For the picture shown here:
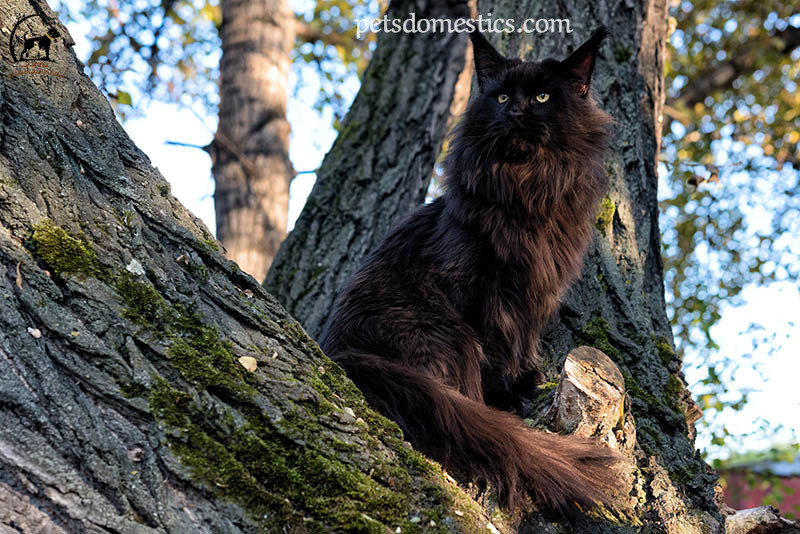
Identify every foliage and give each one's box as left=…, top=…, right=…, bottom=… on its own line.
left=53, top=0, right=379, bottom=122
left=53, top=0, right=222, bottom=114
left=293, top=0, right=380, bottom=125
left=663, top=1, right=800, bottom=455
left=31, top=219, right=101, bottom=279
left=716, top=442, right=800, bottom=468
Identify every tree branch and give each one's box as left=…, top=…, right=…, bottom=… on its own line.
left=294, top=19, right=352, bottom=49
left=671, top=25, right=800, bottom=108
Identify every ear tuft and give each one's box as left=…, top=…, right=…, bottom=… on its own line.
left=561, top=26, right=608, bottom=96
left=469, top=31, right=507, bottom=90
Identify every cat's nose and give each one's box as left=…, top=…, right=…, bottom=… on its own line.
left=509, top=107, right=524, bottom=118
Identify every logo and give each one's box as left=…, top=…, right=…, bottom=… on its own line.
left=6, top=13, right=66, bottom=78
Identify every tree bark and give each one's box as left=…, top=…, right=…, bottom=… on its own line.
left=265, top=0, right=473, bottom=338
left=270, top=0, right=729, bottom=531
left=482, top=1, right=724, bottom=532
left=0, top=2, right=506, bottom=532
left=212, top=0, right=294, bottom=283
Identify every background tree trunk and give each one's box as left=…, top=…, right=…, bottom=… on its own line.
left=0, top=2, right=505, bottom=532
left=265, top=0, right=474, bottom=337
left=212, top=0, right=294, bottom=283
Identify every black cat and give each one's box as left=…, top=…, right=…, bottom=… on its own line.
left=320, top=27, right=619, bottom=514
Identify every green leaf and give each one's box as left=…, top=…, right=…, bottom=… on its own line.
left=117, top=90, right=132, bottom=106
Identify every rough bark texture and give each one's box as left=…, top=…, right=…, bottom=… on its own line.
left=726, top=507, right=800, bottom=534
left=212, top=0, right=294, bottom=282
left=265, top=0, right=472, bottom=337
left=269, top=0, right=728, bottom=531
left=482, top=1, right=721, bottom=532
left=0, top=2, right=510, bottom=532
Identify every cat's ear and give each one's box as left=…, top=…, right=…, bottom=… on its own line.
left=560, top=26, right=608, bottom=96
left=469, top=31, right=506, bottom=89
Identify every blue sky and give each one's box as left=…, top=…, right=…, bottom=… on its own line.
left=58, top=2, right=799, bottom=459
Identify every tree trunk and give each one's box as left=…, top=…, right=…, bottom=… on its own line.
left=212, top=0, right=294, bottom=283
left=0, top=2, right=505, bottom=532
left=268, top=0, right=729, bottom=532
left=467, top=1, right=723, bottom=532
left=265, top=0, right=473, bottom=338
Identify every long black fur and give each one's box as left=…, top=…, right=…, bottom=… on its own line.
left=319, top=27, right=619, bottom=514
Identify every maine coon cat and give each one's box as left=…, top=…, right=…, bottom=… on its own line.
left=319, top=27, right=618, bottom=513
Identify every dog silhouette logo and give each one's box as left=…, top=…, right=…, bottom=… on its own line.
left=9, top=14, right=61, bottom=63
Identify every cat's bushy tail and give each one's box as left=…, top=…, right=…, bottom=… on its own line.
left=334, top=352, right=620, bottom=514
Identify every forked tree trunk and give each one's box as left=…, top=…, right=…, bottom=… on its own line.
left=0, top=2, right=502, bottom=532
left=266, top=0, right=729, bottom=532
left=265, top=0, right=474, bottom=337
left=212, top=0, right=294, bottom=282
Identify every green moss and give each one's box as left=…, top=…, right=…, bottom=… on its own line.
left=577, top=317, right=622, bottom=360
left=595, top=196, right=616, bottom=236
left=120, top=209, right=135, bottom=227
left=278, top=321, right=407, bottom=441
left=115, top=272, right=251, bottom=392
left=115, top=275, right=478, bottom=530
left=148, top=373, right=420, bottom=532
left=177, top=257, right=209, bottom=282
left=654, top=336, right=676, bottom=366
left=135, top=308, right=432, bottom=530
left=167, top=332, right=249, bottom=395
left=120, top=381, right=148, bottom=398
left=622, top=372, right=659, bottom=405
left=662, top=375, right=686, bottom=416
left=32, top=219, right=101, bottom=279
left=158, top=183, right=170, bottom=197
left=669, top=463, right=700, bottom=485
left=115, top=271, right=169, bottom=331
left=665, top=375, right=683, bottom=398
left=337, top=118, right=362, bottom=142
left=530, top=380, right=558, bottom=412
left=198, top=228, right=220, bottom=252
left=614, top=45, right=633, bottom=63
left=201, top=238, right=219, bottom=252
left=596, top=272, right=608, bottom=292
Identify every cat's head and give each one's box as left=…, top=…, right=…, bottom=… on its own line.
left=456, top=28, right=612, bottom=158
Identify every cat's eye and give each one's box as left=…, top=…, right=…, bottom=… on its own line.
left=535, top=93, right=550, bottom=103
left=497, top=94, right=509, bottom=103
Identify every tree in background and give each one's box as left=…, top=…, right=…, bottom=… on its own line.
left=211, top=0, right=295, bottom=283
left=54, top=0, right=375, bottom=280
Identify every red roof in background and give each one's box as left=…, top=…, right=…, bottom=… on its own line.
left=722, top=470, right=800, bottom=518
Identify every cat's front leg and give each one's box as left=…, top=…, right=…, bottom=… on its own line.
left=483, top=365, right=544, bottom=413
